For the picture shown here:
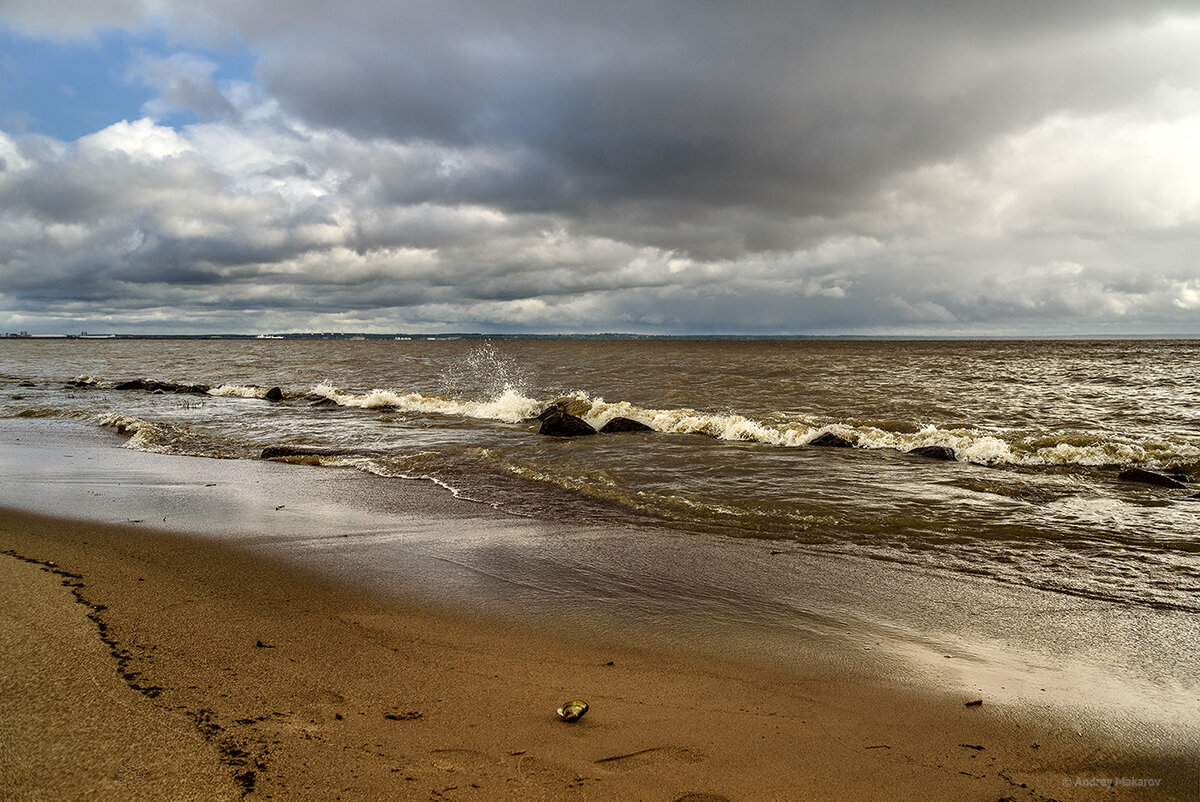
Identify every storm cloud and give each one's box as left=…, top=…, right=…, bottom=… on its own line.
left=2, top=0, right=1200, bottom=333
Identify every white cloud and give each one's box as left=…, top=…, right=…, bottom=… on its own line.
left=77, top=117, right=195, bottom=161
left=4, top=2, right=1200, bottom=333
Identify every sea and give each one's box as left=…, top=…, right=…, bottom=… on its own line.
left=3, top=337, right=1197, bottom=618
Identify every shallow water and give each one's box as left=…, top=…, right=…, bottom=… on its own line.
left=2, top=337, right=1198, bottom=614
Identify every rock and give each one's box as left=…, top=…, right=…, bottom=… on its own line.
left=66, top=379, right=95, bottom=388
left=1164, top=467, right=1193, bottom=483
left=1118, top=468, right=1187, bottom=489
left=264, top=386, right=284, bottom=402
left=113, top=379, right=210, bottom=394
left=599, top=417, right=652, bottom=434
left=261, top=445, right=363, bottom=459
left=808, top=432, right=852, bottom=448
left=303, top=394, right=340, bottom=407
left=907, top=445, right=956, bottom=461
left=538, top=409, right=597, bottom=437
left=18, top=381, right=35, bottom=387
left=537, top=398, right=594, bottom=420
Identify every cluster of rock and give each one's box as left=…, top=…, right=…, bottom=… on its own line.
left=533, top=400, right=964, bottom=464
left=536, top=401, right=652, bottom=437
left=110, top=378, right=284, bottom=401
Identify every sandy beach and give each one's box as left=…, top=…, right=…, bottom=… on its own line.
left=2, top=501, right=1194, bottom=801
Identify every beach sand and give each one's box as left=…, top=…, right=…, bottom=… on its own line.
left=2, top=506, right=1193, bottom=801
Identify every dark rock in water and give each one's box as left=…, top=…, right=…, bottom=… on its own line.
left=600, top=417, right=652, bottom=434
left=537, top=397, right=594, bottom=420
left=908, top=445, right=956, bottom=461
left=538, top=409, right=597, bottom=437
left=809, top=432, right=852, bottom=448
left=303, top=393, right=340, bottom=407
left=261, top=445, right=363, bottom=459
left=113, top=378, right=210, bottom=395
left=264, top=386, right=284, bottom=402
left=1164, top=466, right=1193, bottom=483
left=1118, top=468, right=1187, bottom=489
left=66, top=379, right=95, bottom=388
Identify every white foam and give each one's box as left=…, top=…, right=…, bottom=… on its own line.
left=309, top=383, right=540, bottom=423
left=98, top=413, right=171, bottom=452
left=209, top=384, right=271, bottom=399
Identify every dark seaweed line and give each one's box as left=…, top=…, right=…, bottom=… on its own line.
left=1, top=548, right=268, bottom=797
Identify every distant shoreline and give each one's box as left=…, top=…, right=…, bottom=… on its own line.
left=5, top=331, right=1199, bottom=341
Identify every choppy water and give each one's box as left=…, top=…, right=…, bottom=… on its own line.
left=3, top=338, right=1198, bottom=613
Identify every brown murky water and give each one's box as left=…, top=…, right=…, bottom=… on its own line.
left=3, top=337, right=1198, bottom=612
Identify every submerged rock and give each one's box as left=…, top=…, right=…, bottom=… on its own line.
left=114, top=379, right=153, bottom=391
left=303, top=393, right=340, bottom=407
left=808, top=432, right=853, bottom=448
left=538, top=409, right=597, bottom=437
left=907, top=445, right=956, bottom=461
left=260, top=445, right=369, bottom=459
left=1118, top=468, right=1187, bottom=489
left=537, top=397, right=594, bottom=420
left=599, top=417, right=652, bottom=434
left=264, top=386, right=284, bottom=402
left=114, top=378, right=211, bottom=395
left=1164, top=466, right=1193, bottom=483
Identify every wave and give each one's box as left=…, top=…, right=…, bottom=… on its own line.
left=540, top=394, right=1200, bottom=471
left=9, top=371, right=1199, bottom=472
left=259, top=448, right=501, bottom=509
left=308, top=382, right=541, bottom=423
left=98, top=413, right=178, bottom=453
left=208, top=384, right=277, bottom=399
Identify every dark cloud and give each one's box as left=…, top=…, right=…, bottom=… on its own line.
left=2, top=2, right=1200, bottom=333
left=223, top=2, right=1200, bottom=227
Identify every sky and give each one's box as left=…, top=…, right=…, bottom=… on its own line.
left=2, top=1, right=1200, bottom=335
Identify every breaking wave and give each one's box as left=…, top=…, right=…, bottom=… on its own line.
left=7, top=370, right=1199, bottom=472
left=531, top=394, right=1200, bottom=471
left=308, top=383, right=541, bottom=423
left=209, top=384, right=277, bottom=399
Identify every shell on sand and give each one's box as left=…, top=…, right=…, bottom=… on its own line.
left=556, top=700, right=589, bottom=722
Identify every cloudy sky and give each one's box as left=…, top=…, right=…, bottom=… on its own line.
left=2, top=1, right=1200, bottom=335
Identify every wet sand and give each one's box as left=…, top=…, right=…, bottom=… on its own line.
left=2, top=505, right=1194, bottom=801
